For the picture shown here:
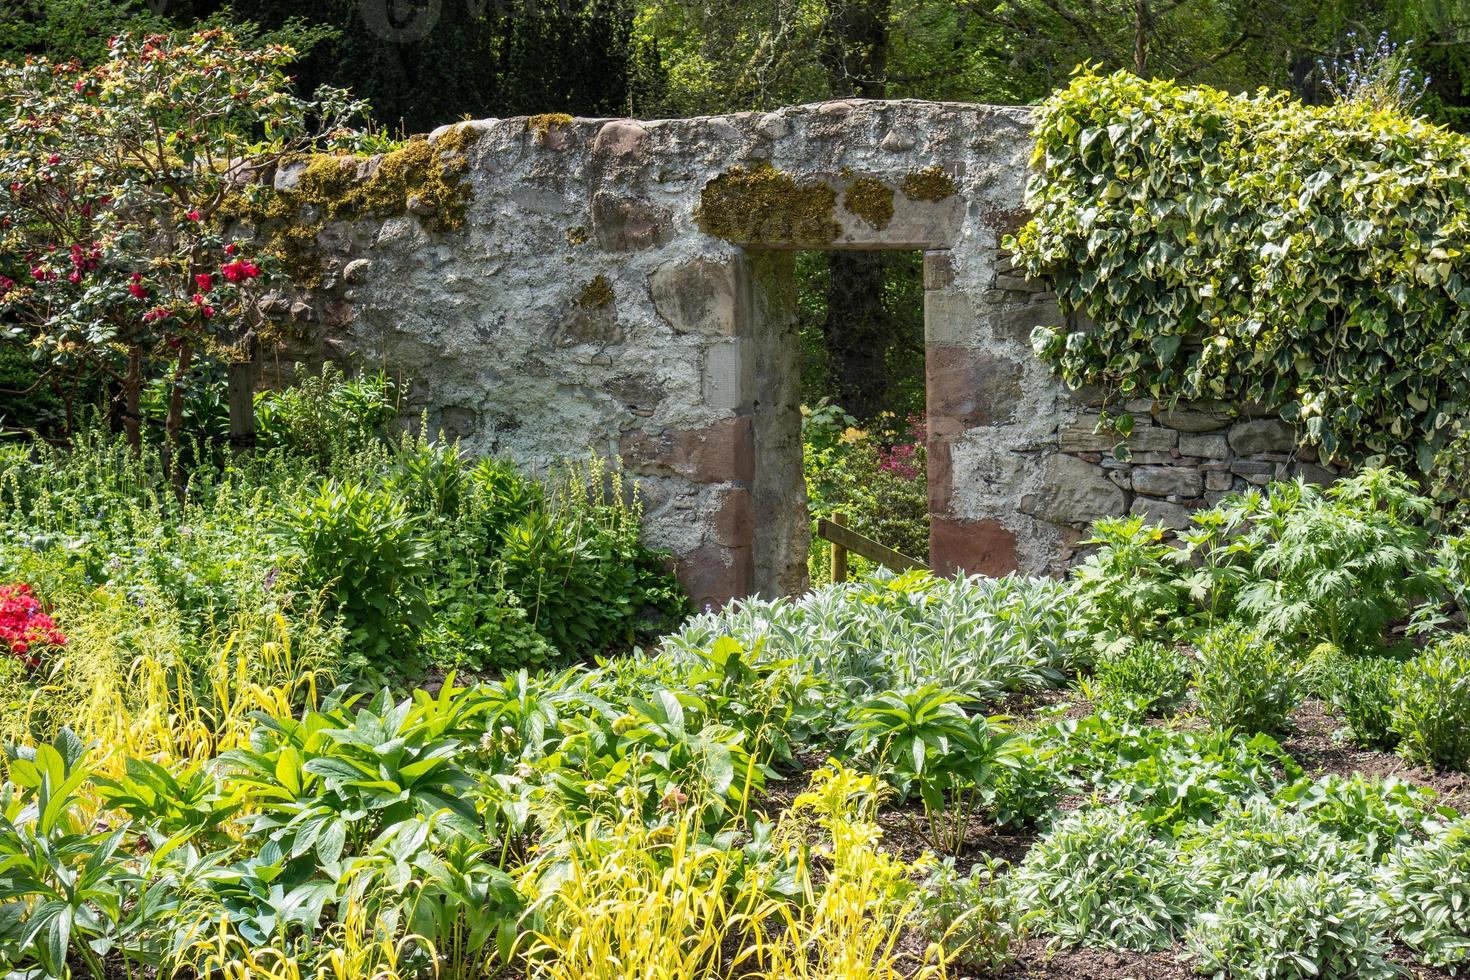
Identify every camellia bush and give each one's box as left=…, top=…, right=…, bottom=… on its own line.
left=1012, top=69, right=1470, bottom=484
left=0, top=30, right=365, bottom=462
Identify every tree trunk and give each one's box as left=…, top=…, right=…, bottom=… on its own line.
left=164, top=343, right=193, bottom=495
left=227, top=349, right=257, bottom=455
left=122, top=348, right=142, bottom=450
left=822, top=251, right=893, bottom=420
left=820, top=0, right=894, bottom=421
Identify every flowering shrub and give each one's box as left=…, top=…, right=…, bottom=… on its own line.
left=0, top=30, right=365, bottom=456
left=0, top=583, right=65, bottom=667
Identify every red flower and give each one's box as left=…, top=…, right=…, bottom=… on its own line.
left=220, top=260, right=260, bottom=283
left=128, top=272, right=148, bottom=299
left=224, top=243, right=237, bottom=256
left=47, top=153, right=59, bottom=165
left=143, top=306, right=170, bottom=322
left=186, top=209, right=201, bottom=222
left=194, top=272, right=213, bottom=292
left=0, top=583, right=67, bottom=669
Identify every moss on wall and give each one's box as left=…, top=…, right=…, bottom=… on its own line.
left=578, top=274, right=615, bottom=308
left=901, top=166, right=957, bottom=201
left=696, top=162, right=840, bottom=245
left=219, top=124, right=478, bottom=286
left=843, top=176, right=894, bottom=230
left=527, top=113, right=575, bottom=142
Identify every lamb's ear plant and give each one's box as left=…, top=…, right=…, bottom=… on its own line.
left=1375, top=815, right=1470, bottom=971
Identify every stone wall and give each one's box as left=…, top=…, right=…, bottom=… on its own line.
left=261, top=99, right=1323, bottom=604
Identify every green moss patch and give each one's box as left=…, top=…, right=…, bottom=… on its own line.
left=843, top=176, right=894, bottom=230
left=901, top=166, right=957, bottom=202
left=527, top=113, right=575, bottom=142
left=578, top=274, right=615, bottom=308
left=696, top=162, right=840, bottom=245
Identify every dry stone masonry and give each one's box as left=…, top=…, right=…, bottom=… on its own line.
left=264, top=100, right=1329, bottom=606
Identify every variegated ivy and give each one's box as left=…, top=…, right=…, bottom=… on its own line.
left=1011, top=69, right=1470, bottom=479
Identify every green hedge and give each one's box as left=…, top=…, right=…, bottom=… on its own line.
left=1012, top=69, right=1470, bottom=479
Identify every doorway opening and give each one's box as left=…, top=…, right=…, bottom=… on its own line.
left=793, top=249, right=929, bottom=585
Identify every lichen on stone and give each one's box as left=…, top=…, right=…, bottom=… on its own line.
left=843, top=176, right=894, bottom=230
left=695, top=162, right=840, bottom=245
left=527, top=113, right=575, bottom=141
left=901, top=166, right=957, bottom=201
left=578, top=274, right=615, bottom=308
left=566, top=225, right=589, bottom=246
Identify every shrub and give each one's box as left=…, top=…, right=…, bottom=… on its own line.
left=1276, top=774, right=1448, bottom=862
left=1391, top=633, right=1470, bottom=770
left=1186, top=871, right=1396, bottom=980
left=1012, top=805, right=1198, bottom=951
left=1071, top=516, right=1188, bottom=653
left=1085, top=641, right=1189, bottom=720
left=1318, top=651, right=1402, bottom=750
left=0, top=583, right=66, bottom=669
left=912, top=858, right=1020, bottom=972
left=254, top=364, right=397, bottom=468
left=1191, top=624, right=1303, bottom=734
left=1377, top=816, right=1470, bottom=970
left=280, top=479, right=429, bottom=668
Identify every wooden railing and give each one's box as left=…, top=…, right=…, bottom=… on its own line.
left=816, top=513, right=929, bottom=583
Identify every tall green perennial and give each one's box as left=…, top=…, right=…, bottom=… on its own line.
left=1012, top=69, right=1470, bottom=479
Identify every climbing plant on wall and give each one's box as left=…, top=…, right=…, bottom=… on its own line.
left=1011, top=69, right=1470, bottom=483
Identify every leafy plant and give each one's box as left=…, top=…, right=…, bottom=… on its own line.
left=1012, top=805, right=1198, bottom=951
left=1071, top=516, right=1188, bottom=654
left=1391, top=633, right=1470, bottom=770
left=1191, top=624, right=1303, bottom=734
left=1083, top=641, right=1189, bottom=720
left=1317, top=650, right=1403, bottom=750
left=1187, top=871, right=1395, bottom=980
left=1376, top=815, right=1470, bottom=971
left=1276, top=774, right=1449, bottom=862
left=911, top=857, right=1020, bottom=972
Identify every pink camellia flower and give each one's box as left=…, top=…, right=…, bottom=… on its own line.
left=74, top=80, right=84, bottom=93
left=194, top=272, right=212, bottom=292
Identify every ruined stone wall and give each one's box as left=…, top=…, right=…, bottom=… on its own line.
left=269, top=100, right=1322, bottom=605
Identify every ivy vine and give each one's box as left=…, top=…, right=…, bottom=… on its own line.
left=1010, top=69, right=1470, bottom=482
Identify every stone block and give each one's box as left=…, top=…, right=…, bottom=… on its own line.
left=1058, top=415, right=1177, bottom=453
left=1156, top=401, right=1235, bottom=432
left=926, top=347, right=1024, bottom=427
left=1289, top=461, right=1339, bottom=486
left=1204, top=469, right=1234, bottom=492
left=1021, top=453, right=1127, bottom=526
left=1131, top=465, right=1202, bottom=498
left=1178, top=432, right=1229, bottom=459
left=593, top=120, right=649, bottom=157
left=1228, top=418, right=1297, bottom=455
left=650, top=258, right=739, bottom=337
left=931, top=517, right=1017, bottom=578
left=592, top=191, right=673, bottom=251
left=1130, top=496, right=1194, bottom=531
left=675, top=542, right=752, bottom=612
left=702, top=341, right=745, bottom=411
left=620, top=417, right=754, bottom=484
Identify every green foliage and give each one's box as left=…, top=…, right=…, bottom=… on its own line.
left=1071, top=516, right=1188, bottom=653
left=1084, top=641, right=1190, bottom=720
left=1316, top=650, right=1404, bottom=750
left=1377, top=815, right=1470, bottom=970
left=1187, top=871, right=1396, bottom=980
left=1276, top=774, right=1450, bottom=862
left=1012, top=805, right=1198, bottom=951
left=1177, top=798, right=1368, bottom=897
left=1391, top=632, right=1470, bottom=770
left=280, top=479, right=430, bottom=668
left=1015, top=69, right=1470, bottom=481
left=911, top=858, right=1019, bottom=972
left=1191, top=625, right=1304, bottom=734
left=254, top=365, right=397, bottom=469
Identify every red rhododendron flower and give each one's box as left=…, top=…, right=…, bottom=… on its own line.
left=224, top=243, right=237, bottom=256
left=47, top=153, right=59, bottom=164
left=0, top=583, right=66, bottom=669
left=186, top=209, right=201, bottom=222
left=220, top=260, right=260, bottom=283
left=194, top=272, right=213, bottom=292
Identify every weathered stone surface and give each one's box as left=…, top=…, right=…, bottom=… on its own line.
left=1058, top=416, right=1177, bottom=453
left=1178, top=431, right=1229, bottom=459
left=1130, top=496, right=1194, bottom=530
left=1156, top=401, right=1235, bottom=432
left=927, top=348, right=1024, bottom=427
left=591, top=192, right=673, bottom=251
left=1131, top=465, right=1203, bottom=498
left=931, top=517, right=1017, bottom=577
left=650, top=258, right=738, bottom=337
left=620, top=417, right=755, bottom=485
left=593, top=120, right=649, bottom=157
left=1021, top=453, right=1127, bottom=526
left=1204, top=468, right=1234, bottom=492
left=1229, top=419, right=1297, bottom=455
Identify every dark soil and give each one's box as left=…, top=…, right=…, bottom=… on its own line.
left=984, top=939, right=1194, bottom=980
left=1281, top=698, right=1470, bottom=813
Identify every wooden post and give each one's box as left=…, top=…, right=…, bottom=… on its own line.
left=831, top=512, right=848, bottom=584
